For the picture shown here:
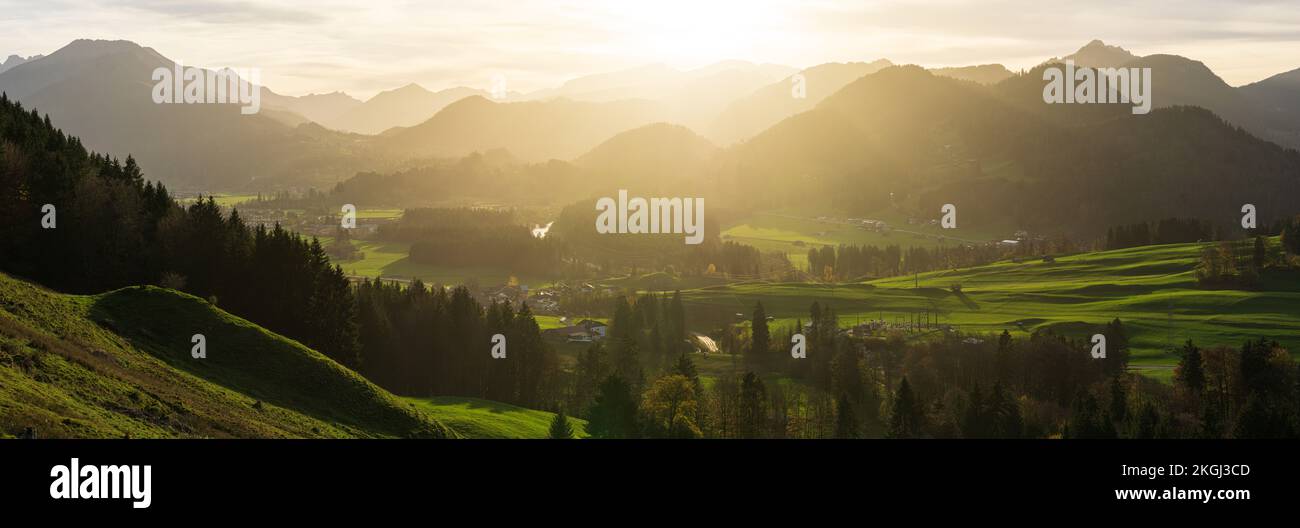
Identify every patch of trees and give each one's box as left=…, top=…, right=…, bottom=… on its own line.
left=1, top=96, right=556, bottom=407
left=568, top=289, right=1299, bottom=438
left=548, top=199, right=767, bottom=278
left=1193, top=236, right=1289, bottom=288
left=382, top=208, right=563, bottom=275
left=0, top=95, right=359, bottom=367
left=1172, top=338, right=1299, bottom=438
left=240, top=152, right=589, bottom=211
left=355, top=278, right=559, bottom=408
left=1278, top=216, right=1300, bottom=257
left=1106, top=217, right=1215, bottom=250
left=805, top=242, right=1005, bottom=280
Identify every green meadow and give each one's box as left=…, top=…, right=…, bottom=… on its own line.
left=721, top=210, right=1014, bottom=268
left=405, top=396, right=587, bottom=439
left=0, top=272, right=452, bottom=438
left=677, top=240, right=1300, bottom=370
left=178, top=193, right=260, bottom=207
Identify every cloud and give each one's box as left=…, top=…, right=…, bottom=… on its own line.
left=1, top=0, right=1297, bottom=96
left=116, top=0, right=328, bottom=25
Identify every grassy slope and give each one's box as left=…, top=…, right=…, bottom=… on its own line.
left=0, top=272, right=453, bottom=439
left=405, top=396, right=588, bottom=439
left=679, top=241, right=1300, bottom=371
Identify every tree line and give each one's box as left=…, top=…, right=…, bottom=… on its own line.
left=1105, top=217, right=1215, bottom=250
left=356, top=278, right=559, bottom=408
left=0, top=95, right=549, bottom=404
left=805, top=242, right=1006, bottom=281
left=381, top=208, right=564, bottom=276
left=570, top=290, right=1299, bottom=438
left=0, top=95, right=360, bottom=366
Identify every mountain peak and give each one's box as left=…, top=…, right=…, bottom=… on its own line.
left=1057, top=39, right=1139, bottom=68
left=58, top=39, right=145, bottom=55
left=0, top=54, right=43, bottom=74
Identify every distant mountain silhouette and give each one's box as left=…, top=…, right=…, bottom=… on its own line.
left=524, top=61, right=793, bottom=103
left=525, top=60, right=795, bottom=134
left=262, top=90, right=361, bottom=127
left=575, top=123, right=718, bottom=193
left=0, top=53, right=43, bottom=74
left=716, top=65, right=1300, bottom=231
left=322, top=83, right=488, bottom=134
left=1032, top=40, right=1300, bottom=148
left=1048, top=39, right=1138, bottom=68
left=377, top=95, right=664, bottom=162
left=1240, top=67, right=1300, bottom=148
left=707, top=60, right=894, bottom=145
left=0, top=39, right=382, bottom=190
left=931, top=64, right=1014, bottom=85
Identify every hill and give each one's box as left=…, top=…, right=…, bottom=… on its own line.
left=378, top=95, right=664, bottom=162
left=406, top=396, right=588, bottom=439
left=262, top=90, right=362, bottom=126
left=0, top=39, right=384, bottom=190
left=1033, top=40, right=1300, bottom=149
left=1240, top=67, right=1300, bottom=148
left=1049, top=39, right=1138, bottom=68
left=0, top=54, right=42, bottom=74
left=574, top=122, right=718, bottom=192
left=0, top=272, right=454, bottom=438
left=718, top=65, right=1300, bottom=234
left=706, top=60, right=893, bottom=145
left=323, top=83, right=487, bottom=135
left=930, top=64, right=1014, bottom=85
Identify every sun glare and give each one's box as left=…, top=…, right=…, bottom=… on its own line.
left=601, top=0, right=791, bottom=67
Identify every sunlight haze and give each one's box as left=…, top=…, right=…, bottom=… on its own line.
left=2, top=0, right=1298, bottom=97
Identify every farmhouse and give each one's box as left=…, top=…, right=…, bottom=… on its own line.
left=544, top=319, right=608, bottom=342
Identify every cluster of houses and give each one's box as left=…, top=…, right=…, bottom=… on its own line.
left=816, top=215, right=892, bottom=233
left=543, top=318, right=609, bottom=343
left=525, top=281, right=621, bottom=314
left=793, top=318, right=953, bottom=340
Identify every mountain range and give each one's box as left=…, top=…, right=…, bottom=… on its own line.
left=1, top=38, right=1296, bottom=202
left=0, top=53, right=42, bottom=74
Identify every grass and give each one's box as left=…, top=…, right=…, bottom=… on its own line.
left=0, top=271, right=452, bottom=438
left=177, top=193, right=259, bottom=207
left=356, top=208, right=404, bottom=219
left=405, top=396, right=587, bottom=439
left=721, top=210, right=1014, bottom=267
left=677, top=240, right=1300, bottom=370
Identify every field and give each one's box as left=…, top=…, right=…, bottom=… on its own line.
left=356, top=208, right=404, bottom=219
left=0, top=272, right=452, bottom=438
left=721, top=210, right=1015, bottom=268
left=177, top=193, right=259, bottom=207
left=678, top=240, right=1300, bottom=372
left=322, top=237, right=552, bottom=287
left=405, top=396, right=587, bottom=439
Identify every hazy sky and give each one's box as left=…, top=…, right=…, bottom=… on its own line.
left=2, top=0, right=1298, bottom=98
